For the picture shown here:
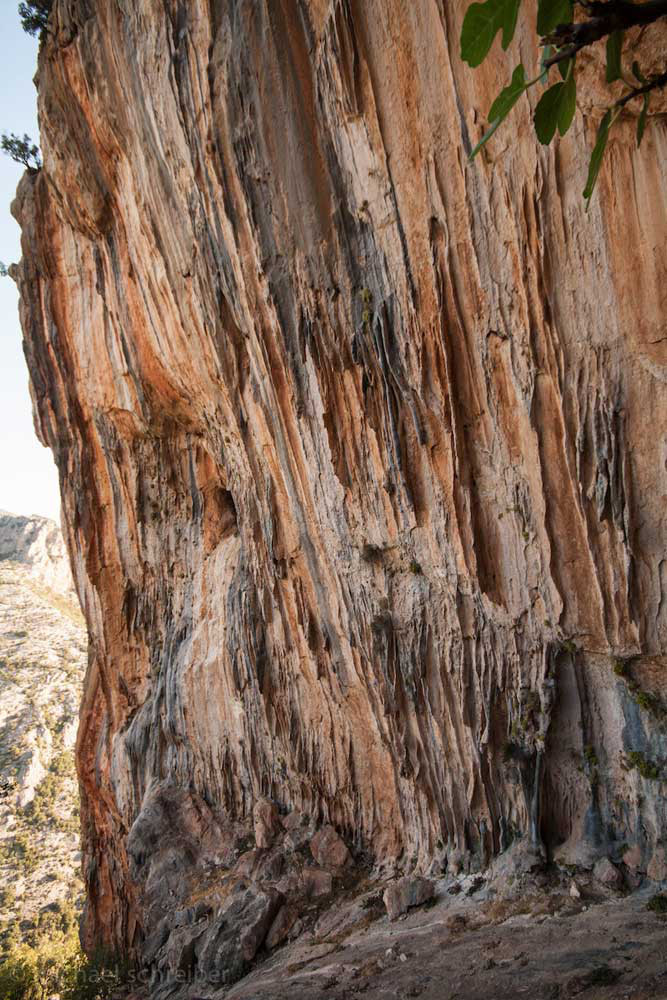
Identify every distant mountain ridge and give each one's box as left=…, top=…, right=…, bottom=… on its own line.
left=0, top=510, right=73, bottom=596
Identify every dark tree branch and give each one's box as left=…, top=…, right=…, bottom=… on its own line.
left=613, top=69, right=667, bottom=107
left=543, top=0, right=667, bottom=66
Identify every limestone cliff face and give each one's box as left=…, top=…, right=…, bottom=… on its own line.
left=14, top=0, right=667, bottom=964
left=0, top=510, right=73, bottom=595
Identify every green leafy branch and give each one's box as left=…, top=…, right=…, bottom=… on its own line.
left=461, top=0, right=667, bottom=205
left=18, top=1, right=53, bottom=39
left=1, top=132, right=42, bottom=171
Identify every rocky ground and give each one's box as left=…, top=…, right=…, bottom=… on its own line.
left=0, top=513, right=86, bottom=949
left=117, top=784, right=667, bottom=1000
left=223, top=872, right=667, bottom=1000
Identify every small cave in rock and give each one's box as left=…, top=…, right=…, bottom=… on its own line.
left=539, top=650, right=592, bottom=860
left=202, top=485, right=238, bottom=553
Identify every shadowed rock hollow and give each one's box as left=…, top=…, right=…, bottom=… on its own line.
left=12, top=0, right=667, bottom=984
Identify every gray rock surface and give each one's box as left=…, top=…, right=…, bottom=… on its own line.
left=223, top=884, right=667, bottom=1000
left=593, top=857, right=624, bottom=889
left=253, top=798, right=281, bottom=850
left=383, top=875, right=435, bottom=921
left=310, top=825, right=351, bottom=869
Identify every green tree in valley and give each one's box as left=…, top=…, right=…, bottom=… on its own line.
left=460, top=0, right=667, bottom=203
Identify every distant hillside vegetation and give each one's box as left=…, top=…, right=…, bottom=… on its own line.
left=0, top=512, right=86, bottom=978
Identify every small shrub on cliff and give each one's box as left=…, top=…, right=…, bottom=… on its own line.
left=624, top=749, right=661, bottom=780
left=50, top=748, right=76, bottom=776
left=1, top=831, right=39, bottom=874
left=613, top=658, right=630, bottom=678
left=459, top=0, right=667, bottom=204
left=634, top=689, right=663, bottom=715
left=648, top=893, right=667, bottom=914
left=18, top=1, right=53, bottom=38
left=0, top=886, right=16, bottom=910
left=1, top=132, right=41, bottom=171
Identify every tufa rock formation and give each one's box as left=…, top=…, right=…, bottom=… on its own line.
left=12, top=0, right=667, bottom=981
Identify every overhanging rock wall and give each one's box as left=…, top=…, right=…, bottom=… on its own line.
left=14, top=0, right=667, bottom=958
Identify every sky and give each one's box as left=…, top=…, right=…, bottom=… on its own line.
left=0, top=7, right=60, bottom=522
